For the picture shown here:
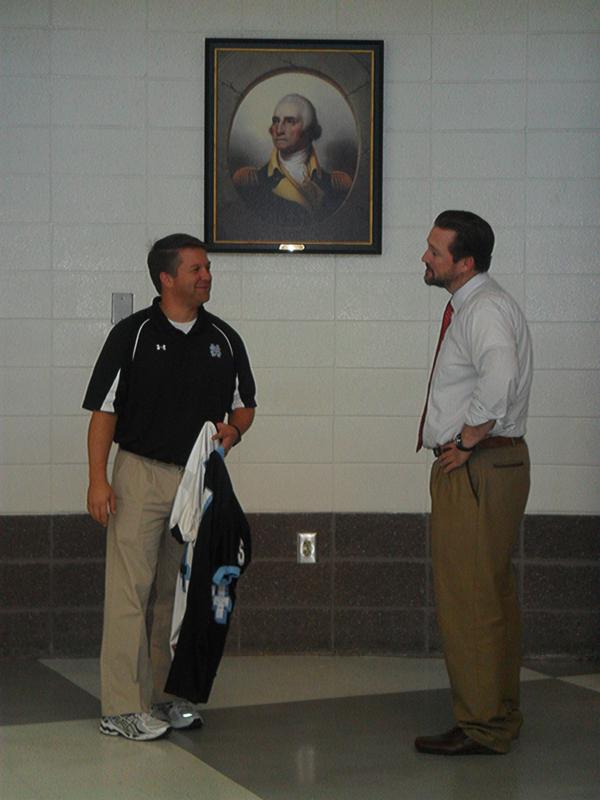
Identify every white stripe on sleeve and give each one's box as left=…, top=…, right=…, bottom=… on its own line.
left=100, top=369, right=120, bottom=412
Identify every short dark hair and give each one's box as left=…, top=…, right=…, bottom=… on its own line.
left=434, top=210, right=495, bottom=272
left=147, top=233, right=207, bottom=293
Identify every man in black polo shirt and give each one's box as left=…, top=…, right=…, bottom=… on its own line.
left=83, top=234, right=256, bottom=741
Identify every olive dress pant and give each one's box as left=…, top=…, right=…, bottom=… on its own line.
left=430, top=441, right=530, bottom=753
left=100, top=449, right=184, bottom=716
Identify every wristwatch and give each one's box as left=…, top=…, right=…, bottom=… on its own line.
left=454, top=432, right=476, bottom=452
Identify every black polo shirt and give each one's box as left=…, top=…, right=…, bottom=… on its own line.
left=83, top=297, right=256, bottom=465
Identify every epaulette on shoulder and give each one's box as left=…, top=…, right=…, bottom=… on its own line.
left=331, top=171, right=352, bottom=192
left=232, top=166, right=259, bottom=187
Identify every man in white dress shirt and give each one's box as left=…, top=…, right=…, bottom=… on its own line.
left=414, top=210, right=533, bottom=756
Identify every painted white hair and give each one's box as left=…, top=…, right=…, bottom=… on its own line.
left=274, top=94, right=322, bottom=141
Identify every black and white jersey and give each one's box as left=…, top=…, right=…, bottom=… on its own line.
left=165, top=449, right=251, bottom=703
left=82, top=297, right=256, bottom=465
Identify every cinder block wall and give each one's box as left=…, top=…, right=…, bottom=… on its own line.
left=2, top=514, right=598, bottom=659
left=1, top=1, right=598, bottom=658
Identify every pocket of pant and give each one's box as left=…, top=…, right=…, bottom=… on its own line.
left=111, top=449, right=125, bottom=484
left=493, top=461, right=525, bottom=469
left=465, top=461, right=479, bottom=503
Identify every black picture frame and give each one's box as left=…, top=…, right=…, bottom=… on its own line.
left=204, top=38, right=383, bottom=254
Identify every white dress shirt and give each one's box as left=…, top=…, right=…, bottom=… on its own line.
left=422, top=273, right=533, bottom=450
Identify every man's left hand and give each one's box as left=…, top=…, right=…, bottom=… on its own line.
left=212, top=422, right=240, bottom=454
left=436, top=442, right=472, bottom=474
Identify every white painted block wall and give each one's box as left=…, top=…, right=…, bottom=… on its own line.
left=1, top=0, right=599, bottom=514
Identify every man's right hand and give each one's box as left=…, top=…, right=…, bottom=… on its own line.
left=87, top=479, right=116, bottom=527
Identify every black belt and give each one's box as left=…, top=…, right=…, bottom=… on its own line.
left=433, top=436, right=524, bottom=458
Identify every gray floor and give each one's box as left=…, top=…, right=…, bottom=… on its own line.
left=1, top=656, right=599, bottom=799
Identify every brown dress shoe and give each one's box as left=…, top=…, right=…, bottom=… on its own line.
left=414, top=726, right=502, bottom=755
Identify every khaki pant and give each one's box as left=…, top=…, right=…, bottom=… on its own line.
left=430, top=441, right=530, bottom=753
left=100, top=449, right=184, bottom=716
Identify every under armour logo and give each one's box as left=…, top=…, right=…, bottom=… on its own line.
left=156, top=344, right=166, bottom=351
left=209, top=343, right=222, bottom=358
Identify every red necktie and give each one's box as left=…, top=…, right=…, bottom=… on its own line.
left=416, top=300, right=454, bottom=452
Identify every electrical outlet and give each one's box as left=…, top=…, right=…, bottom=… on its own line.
left=297, top=532, right=317, bottom=564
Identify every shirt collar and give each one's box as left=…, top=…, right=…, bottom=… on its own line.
left=451, top=272, right=489, bottom=313
left=267, top=146, right=321, bottom=179
left=151, top=296, right=208, bottom=334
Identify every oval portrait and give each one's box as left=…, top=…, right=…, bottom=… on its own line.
left=228, top=71, right=359, bottom=229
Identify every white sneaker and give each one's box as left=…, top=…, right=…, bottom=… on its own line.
left=99, top=712, right=170, bottom=741
left=152, top=700, right=204, bottom=730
